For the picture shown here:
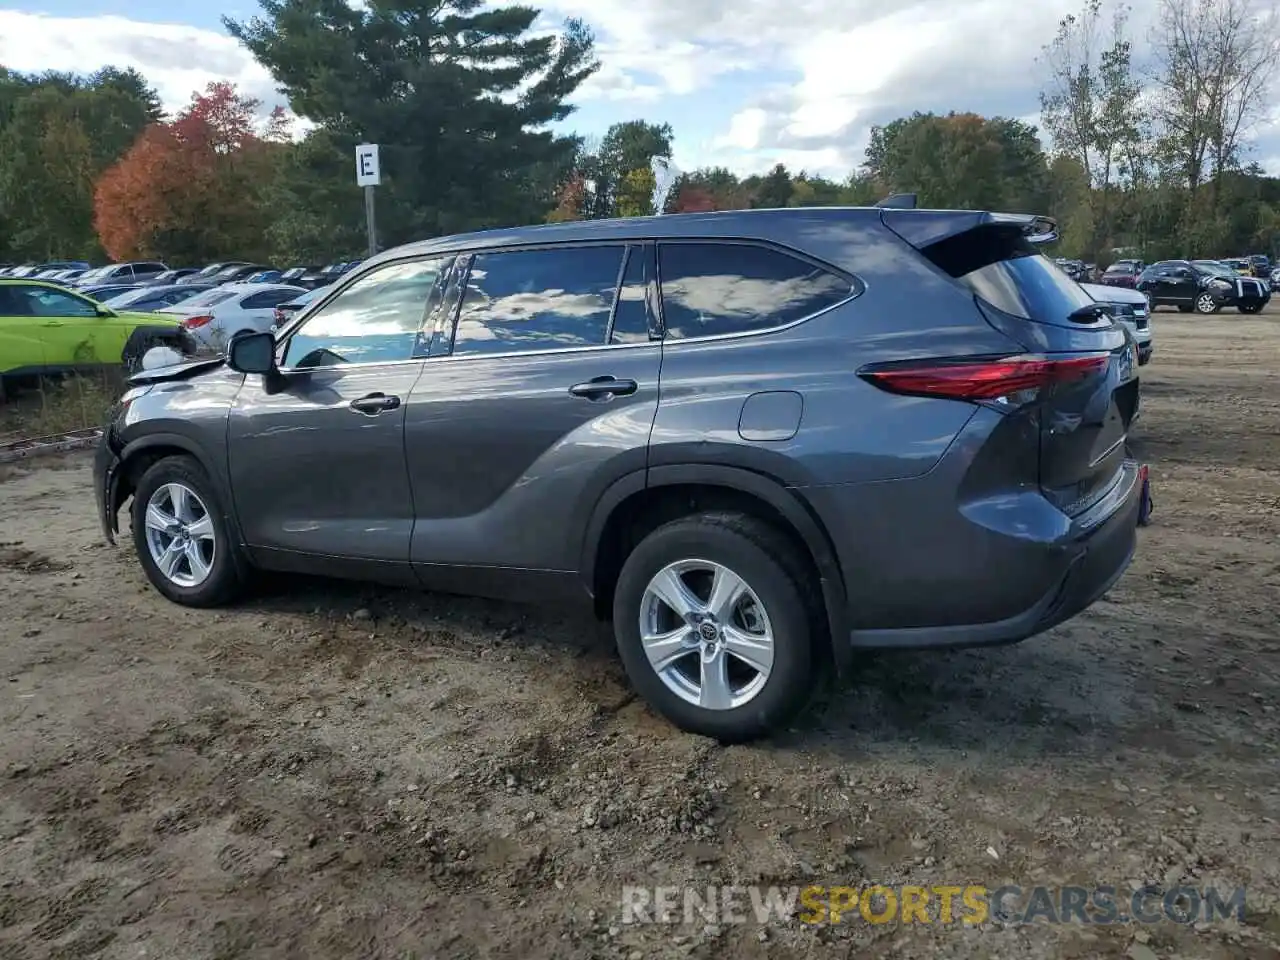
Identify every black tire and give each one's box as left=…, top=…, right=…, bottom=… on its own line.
left=1238, top=304, right=1262, bottom=314
left=611, top=512, right=817, bottom=743
left=130, top=455, right=248, bottom=607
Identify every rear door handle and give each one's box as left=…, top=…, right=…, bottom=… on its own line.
left=569, top=376, right=638, bottom=400
left=349, top=392, right=401, bottom=415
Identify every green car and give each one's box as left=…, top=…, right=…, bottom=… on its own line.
left=0, top=279, right=190, bottom=387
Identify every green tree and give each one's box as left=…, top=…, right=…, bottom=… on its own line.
left=226, top=0, right=598, bottom=243
left=864, top=111, right=1050, bottom=214
left=753, top=163, right=794, bottom=208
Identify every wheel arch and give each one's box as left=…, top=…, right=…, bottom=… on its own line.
left=583, top=463, right=852, bottom=676
left=110, top=434, right=224, bottom=531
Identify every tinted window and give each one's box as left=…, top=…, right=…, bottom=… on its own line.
left=241, top=289, right=302, bottom=310
left=657, top=242, right=852, bottom=340
left=610, top=246, right=651, bottom=344
left=927, top=227, right=1095, bottom=322
left=451, top=246, right=624, bottom=356
left=284, top=256, right=453, bottom=368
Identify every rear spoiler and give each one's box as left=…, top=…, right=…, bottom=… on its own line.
left=880, top=209, right=1058, bottom=248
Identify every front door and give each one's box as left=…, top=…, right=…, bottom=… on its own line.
left=226, top=255, right=455, bottom=578
left=404, top=242, right=662, bottom=589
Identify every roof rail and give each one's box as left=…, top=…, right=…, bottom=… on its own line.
left=875, top=193, right=917, bottom=209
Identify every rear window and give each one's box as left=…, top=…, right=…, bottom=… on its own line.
left=181, top=289, right=238, bottom=309
left=923, top=225, right=1095, bottom=322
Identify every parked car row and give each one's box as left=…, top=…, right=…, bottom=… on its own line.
left=0, top=258, right=362, bottom=301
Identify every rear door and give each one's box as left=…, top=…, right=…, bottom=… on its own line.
left=892, top=217, right=1137, bottom=519
left=403, top=242, right=661, bottom=583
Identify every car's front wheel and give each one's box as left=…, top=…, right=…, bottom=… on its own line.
left=611, top=512, right=817, bottom=742
left=1195, top=292, right=1220, bottom=314
left=1238, top=303, right=1263, bottom=314
left=131, top=455, right=247, bottom=607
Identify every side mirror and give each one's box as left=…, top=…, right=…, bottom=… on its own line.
left=95, top=304, right=115, bottom=317
left=227, top=331, right=277, bottom=374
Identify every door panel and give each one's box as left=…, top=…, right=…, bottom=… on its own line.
left=405, top=346, right=660, bottom=573
left=404, top=242, right=661, bottom=576
left=225, top=254, right=458, bottom=574
left=227, top=363, right=422, bottom=566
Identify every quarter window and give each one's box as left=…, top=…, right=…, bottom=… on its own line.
left=283, top=257, right=453, bottom=368
left=610, top=246, right=651, bottom=344
left=451, top=245, right=625, bottom=356
left=657, top=242, right=852, bottom=340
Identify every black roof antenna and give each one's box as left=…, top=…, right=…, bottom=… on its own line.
left=875, top=193, right=917, bottom=209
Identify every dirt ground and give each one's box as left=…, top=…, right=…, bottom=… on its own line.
left=1, top=313, right=1279, bottom=960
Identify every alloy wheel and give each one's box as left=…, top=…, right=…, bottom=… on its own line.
left=143, top=482, right=217, bottom=587
left=638, top=559, right=775, bottom=710
left=1196, top=293, right=1217, bottom=314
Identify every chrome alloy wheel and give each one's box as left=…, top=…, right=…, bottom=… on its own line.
left=638, top=559, right=775, bottom=710
left=143, top=482, right=216, bottom=587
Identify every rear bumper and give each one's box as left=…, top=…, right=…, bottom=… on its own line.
left=829, top=458, right=1142, bottom=651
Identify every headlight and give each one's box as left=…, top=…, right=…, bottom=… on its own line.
left=1210, top=278, right=1232, bottom=289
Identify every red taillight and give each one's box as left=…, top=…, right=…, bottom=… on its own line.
left=860, top=354, right=1109, bottom=401
left=182, top=314, right=213, bottom=329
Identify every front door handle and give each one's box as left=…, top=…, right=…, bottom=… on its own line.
left=349, top=392, right=401, bottom=415
left=569, top=376, right=638, bottom=400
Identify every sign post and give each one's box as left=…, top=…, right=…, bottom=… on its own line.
left=355, top=143, right=380, bottom=257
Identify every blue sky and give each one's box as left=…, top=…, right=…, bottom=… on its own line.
left=4, top=0, right=1280, bottom=179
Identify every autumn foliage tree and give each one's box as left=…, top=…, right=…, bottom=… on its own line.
left=94, top=82, right=284, bottom=263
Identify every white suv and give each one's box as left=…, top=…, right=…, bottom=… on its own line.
left=1082, top=281, right=1153, bottom=366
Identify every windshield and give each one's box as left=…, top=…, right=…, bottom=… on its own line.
left=102, top=289, right=152, bottom=308
left=1194, top=261, right=1236, bottom=278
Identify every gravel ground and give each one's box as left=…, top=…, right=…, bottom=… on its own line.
left=1, top=313, right=1278, bottom=960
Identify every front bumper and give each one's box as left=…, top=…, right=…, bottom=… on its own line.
left=94, top=430, right=122, bottom=544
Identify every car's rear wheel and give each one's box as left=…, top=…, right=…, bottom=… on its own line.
left=1238, top=303, right=1263, bottom=314
left=611, top=512, right=816, bottom=742
left=1195, top=293, right=1220, bottom=314
left=131, top=455, right=247, bottom=607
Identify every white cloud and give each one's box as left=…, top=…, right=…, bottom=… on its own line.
left=0, top=11, right=282, bottom=117
left=6, top=0, right=1280, bottom=179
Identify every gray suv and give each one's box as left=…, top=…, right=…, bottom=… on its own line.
left=94, top=207, right=1143, bottom=741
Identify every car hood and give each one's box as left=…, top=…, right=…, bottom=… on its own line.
left=1081, top=282, right=1146, bottom=305
left=127, top=355, right=226, bottom=385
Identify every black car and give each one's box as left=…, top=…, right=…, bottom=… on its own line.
left=211, top=264, right=274, bottom=285
left=179, top=262, right=251, bottom=285
left=1137, top=259, right=1270, bottom=314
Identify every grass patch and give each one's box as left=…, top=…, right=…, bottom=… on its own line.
left=0, top=371, right=123, bottom=441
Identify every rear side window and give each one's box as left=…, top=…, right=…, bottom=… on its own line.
left=451, top=245, right=625, bottom=356
left=657, top=242, right=852, bottom=340
left=924, top=225, right=1096, bottom=322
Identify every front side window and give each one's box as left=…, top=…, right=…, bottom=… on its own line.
left=23, top=287, right=98, bottom=318
left=657, top=242, right=853, bottom=340
left=283, top=256, right=453, bottom=368
left=451, top=245, right=625, bottom=356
